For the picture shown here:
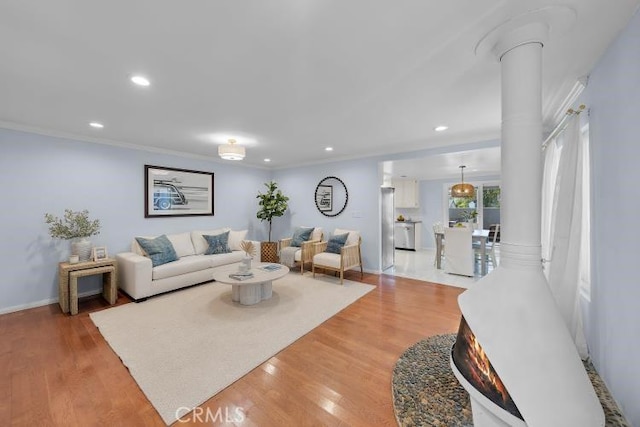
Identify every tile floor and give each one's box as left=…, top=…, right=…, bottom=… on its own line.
left=383, top=247, right=499, bottom=289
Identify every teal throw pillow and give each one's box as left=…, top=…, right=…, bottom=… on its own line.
left=135, top=235, right=179, bottom=267
left=203, top=231, right=231, bottom=255
left=291, top=227, right=314, bottom=247
left=325, top=233, right=349, bottom=254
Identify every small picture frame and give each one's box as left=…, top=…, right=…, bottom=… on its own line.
left=92, top=246, right=108, bottom=261
left=316, top=184, right=333, bottom=212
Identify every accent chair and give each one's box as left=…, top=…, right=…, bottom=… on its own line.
left=312, top=229, right=363, bottom=284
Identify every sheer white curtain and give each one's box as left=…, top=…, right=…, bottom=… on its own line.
left=541, top=133, right=561, bottom=265
left=541, top=115, right=590, bottom=359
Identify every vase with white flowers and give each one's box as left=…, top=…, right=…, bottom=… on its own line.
left=45, top=209, right=101, bottom=261
left=239, top=240, right=256, bottom=272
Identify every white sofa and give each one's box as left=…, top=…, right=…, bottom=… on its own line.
left=116, top=228, right=259, bottom=301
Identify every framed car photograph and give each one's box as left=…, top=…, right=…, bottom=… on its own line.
left=144, top=165, right=214, bottom=218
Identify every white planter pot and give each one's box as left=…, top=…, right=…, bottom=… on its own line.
left=239, top=257, right=252, bottom=273
left=71, top=238, right=92, bottom=262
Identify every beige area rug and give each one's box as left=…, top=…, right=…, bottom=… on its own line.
left=90, top=273, right=375, bottom=425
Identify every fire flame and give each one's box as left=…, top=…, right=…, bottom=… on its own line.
left=452, top=317, right=523, bottom=419
left=465, top=328, right=510, bottom=404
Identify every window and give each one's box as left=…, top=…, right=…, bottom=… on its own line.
left=448, top=187, right=478, bottom=225
left=446, top=183, right=501, bottom=229
left=482, top=186, right=501, bottom=230
left=483, top=186, right=501, bottom=208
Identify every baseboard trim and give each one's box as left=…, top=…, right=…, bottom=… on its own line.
left=1, top=267, right=381, bottom=315
left=0, top=289, right=102, bottom=315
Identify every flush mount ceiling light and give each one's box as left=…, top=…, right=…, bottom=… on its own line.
left=434, top=125, right=449, bottom=132
left=89, top=122, right=104, bottom=128
left=218, top=139, right=245, bottom=161
left=452, top=165, right=475, bottom=198
left=130, top=75, right=150, bottom=87
left=325, top=147, right=333, bottom=152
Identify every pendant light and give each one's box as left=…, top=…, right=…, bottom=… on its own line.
left=452, top=165, right=475, bottom=198
left=218, top=139, right=245, bottom=161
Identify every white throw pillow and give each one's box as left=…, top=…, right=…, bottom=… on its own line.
left=228, top=229, right=248, bottom=251
left=191, top=228, right=230, bottom=254
left=311, top=227, right=323, bottom=241
left=334, top=228, right=360, bottom=246
left=166, top=232, right=196, bottom=258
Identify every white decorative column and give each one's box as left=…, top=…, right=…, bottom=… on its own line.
left=455, top=8, right=604, bottom=427
left=500, top=35, right=543, bottom=257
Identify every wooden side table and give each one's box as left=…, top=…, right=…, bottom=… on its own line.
left=58, top=258, right=117, bottom=315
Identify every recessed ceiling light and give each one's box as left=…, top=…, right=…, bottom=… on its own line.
left=325, top=147, right=333, bottom=152
left=89, top=122, right=104, bottom=129
left=264, top=158, right=271, bottom=162
left=434, top=125, right=448, bottom=132
left=130, top=75, right=150, bottom=87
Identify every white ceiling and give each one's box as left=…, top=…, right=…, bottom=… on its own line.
left=1, top=1, right=638, bottom=178
left=383, top=147, right=501, bottom=182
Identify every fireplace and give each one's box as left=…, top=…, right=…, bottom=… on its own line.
left=451, top=317, right=522, bottom=421
left=449, top=7, right=605, bottom=427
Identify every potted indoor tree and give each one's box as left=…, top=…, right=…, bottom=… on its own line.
left=45, top=209, right=101, bottom=261
left=256, top=181, right=289, bottom=262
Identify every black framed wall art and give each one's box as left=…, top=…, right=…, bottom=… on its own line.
left=314, top=176, right=348, bottom=217
left=144, top=165, right=214, bottom=218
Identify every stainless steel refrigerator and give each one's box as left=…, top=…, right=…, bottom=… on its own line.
left=381, top=187, right=395, bottom=271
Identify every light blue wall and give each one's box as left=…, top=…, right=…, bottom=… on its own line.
left=0, top=128, right=270, bottom=313
left=271, top=158, right=380, bottom=272
left=584, top=9, right=640, bottom=426
left=270, top=141, right=501, bottom=267
left=0, top=127, right=500, bottom=313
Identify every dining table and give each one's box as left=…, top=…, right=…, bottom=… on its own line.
left=435, top=228, right=491, bottom=276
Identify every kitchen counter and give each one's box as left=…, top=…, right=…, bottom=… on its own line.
left=395, top=220, right=422, bottom=223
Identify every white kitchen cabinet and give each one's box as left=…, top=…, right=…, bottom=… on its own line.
left=392, top=179, right=419, bottom=208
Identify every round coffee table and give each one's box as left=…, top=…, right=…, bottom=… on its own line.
left=212, top=262, right=289, bottom=305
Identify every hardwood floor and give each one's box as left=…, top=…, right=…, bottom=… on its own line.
left=1, top=272, right=464, bottom=426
